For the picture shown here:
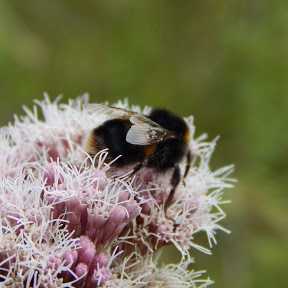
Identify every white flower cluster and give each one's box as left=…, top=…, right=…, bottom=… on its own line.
left=0, top=95, right=234, bottom=287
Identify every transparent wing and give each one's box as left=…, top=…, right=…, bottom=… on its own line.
left=86, top=103, right=133, bottom=120
left=126, top=115, right=172, bottom=145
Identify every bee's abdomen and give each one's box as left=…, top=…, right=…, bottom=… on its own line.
left=92, top=119, right=145, bottom=166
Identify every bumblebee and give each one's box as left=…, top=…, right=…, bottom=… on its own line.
left=85, top=104, right=191, bottom=209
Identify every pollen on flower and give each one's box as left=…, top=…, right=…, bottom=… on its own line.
left=0, top=95, right=234, bottom=287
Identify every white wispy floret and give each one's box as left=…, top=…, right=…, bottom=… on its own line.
left=0, top=205, right=80, bottom=287
left=106, top=256, right=213, bottom=288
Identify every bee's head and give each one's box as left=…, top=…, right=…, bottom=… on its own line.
left=149, top=108, right=190, bottom=142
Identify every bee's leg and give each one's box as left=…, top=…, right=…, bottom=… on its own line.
left=131, top=162, right=144, bottom=175
left=130, top=162, right=145, bottom=203
left=164, top=165, right=181, bottom=212
left=184, top=150, right=192, bottom=179
left=130, top=157, right=150, bottom=176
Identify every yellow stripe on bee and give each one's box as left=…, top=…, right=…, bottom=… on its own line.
left=85, top=132, right=98, bottom=155
left=184, top=129, right=190, bottom=144
left=144, top=144, right=157, bottom=157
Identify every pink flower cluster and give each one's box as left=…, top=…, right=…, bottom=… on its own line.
left=0, top=96, right=234, bottom=287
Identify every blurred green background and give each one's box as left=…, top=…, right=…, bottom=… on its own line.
left=0, top=1, right=287, bottom=287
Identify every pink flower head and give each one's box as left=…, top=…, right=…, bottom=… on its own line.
left=0, top=96, right=234, bottom=287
